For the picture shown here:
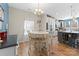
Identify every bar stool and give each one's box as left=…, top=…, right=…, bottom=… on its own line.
left=73, top=35, right=79, bottom=48
left=77, top=40, right=79, bottom=48
left=68, top=34, right=77, bottom=48
left=68, top=38, right=78, bottom=48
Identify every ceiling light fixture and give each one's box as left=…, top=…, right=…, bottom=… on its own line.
left=70, top=5, right=76, bottom=21
left=34, top=0, right=44, bottom=16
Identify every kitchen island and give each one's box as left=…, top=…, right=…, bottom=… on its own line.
left=58, top=31, right=79, bottom=48
left=0, top=35, right=18, bottom=56
left=29, top=32, right=49, bottom=56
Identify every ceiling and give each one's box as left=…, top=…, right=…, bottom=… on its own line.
left=8, top=3, right=79, bottom=20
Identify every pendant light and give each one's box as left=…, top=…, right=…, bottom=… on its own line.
left=70, top=5, right=76, bottom=21
left=70, top=4, right=78, bottom=31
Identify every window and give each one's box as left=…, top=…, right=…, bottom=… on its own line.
left=24, top=20, right=34, bottom=35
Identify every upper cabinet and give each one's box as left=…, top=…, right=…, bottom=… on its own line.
left=0, top=3, right=9, bottom=32
left=64, top=18, right=79, bottom=31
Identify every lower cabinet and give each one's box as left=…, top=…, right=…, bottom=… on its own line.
left=0, top=46, right=17, bottom=56
left=58, top=32, right=79, bottom=48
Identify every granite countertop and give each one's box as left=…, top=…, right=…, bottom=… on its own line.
left=59, top=30, right=79, bottom=34
left=29, top=31, right=49, bottom=34
left=0, top=35, right=18, bottom=49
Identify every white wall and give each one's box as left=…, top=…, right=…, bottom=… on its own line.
left=8, top=7, right=39, bottom=42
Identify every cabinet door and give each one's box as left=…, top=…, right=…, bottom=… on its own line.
left=58, top=32, right=63, bottom=43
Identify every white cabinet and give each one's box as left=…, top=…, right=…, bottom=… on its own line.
left=0, top=46, right=17, bottom=56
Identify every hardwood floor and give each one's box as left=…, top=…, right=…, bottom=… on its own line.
left=17, top=36, right=79, bottom=56
left=17, top=41, right=29, bottom=56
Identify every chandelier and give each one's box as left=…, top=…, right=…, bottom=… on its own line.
left=34, top=0, right=44, bottom=15
left=34, top=9, right=43, bottom=15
